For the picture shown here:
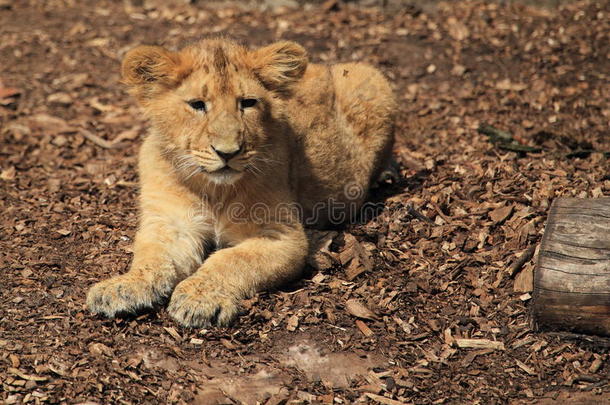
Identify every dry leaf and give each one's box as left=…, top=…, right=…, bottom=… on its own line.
left=88, top=342, right=114, bottom=357
left=306, top=230, right=338, bottom=271
left=1, top=166, right=16, bottom=181
left=345, top=257, right=367, bottom=281
left=339, top=234, right=372, bottom=280
left=489, top=204, right=513, bottom=224
left=286, top=315, right=299, bottom=331
left=513, top=263, right=534, bottom=292
left=345, top=299, right=378, bottom=320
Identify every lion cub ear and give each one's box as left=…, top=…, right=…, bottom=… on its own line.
left=121, top=45, right=188, bottom=99
left=251, top=41, right=308, bottom=94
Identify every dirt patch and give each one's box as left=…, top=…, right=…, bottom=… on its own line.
left=279, top=338, right=385, bottom=388
left=195, top=369, right=290, bottom=405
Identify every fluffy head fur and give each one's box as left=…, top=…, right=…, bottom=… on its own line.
left=122, top=38, right=307, bottom=185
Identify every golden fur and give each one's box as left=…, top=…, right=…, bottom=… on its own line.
left=87, top=38, right=395, bottom=327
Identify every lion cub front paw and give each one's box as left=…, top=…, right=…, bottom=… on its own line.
left=87, top=274, right=168, bottom=318
left=167, top=276, right=241, bottom=328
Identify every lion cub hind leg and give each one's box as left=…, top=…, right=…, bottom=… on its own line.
left=168, top=224, right=308, bottom=327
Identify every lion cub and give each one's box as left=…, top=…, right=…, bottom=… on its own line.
left=87, top=38, right=395, bottom=327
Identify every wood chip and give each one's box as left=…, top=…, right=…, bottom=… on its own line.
left=460, top=349, right=494, bottom=367
left=364, top=393, right=411, bottom=405
left=355, top=320, right=374, bottom=337
left=220, top=338, right=236, bottom=349
left=28, top=113, right=75, bottom=134
left=443, top=328, right=455, bottom=346
left=515, top=359, right=537, bottom=375
left=8, top=368, right=48, bottom=382
left=589, top=357, right=603, bottom=374
left=511, top=336, right=535, bottom=349
left=9, top=354, right=20, bottom=368
left=455, top=339, right=505, bottom=351
left=163, top=327, right=182, bottom=341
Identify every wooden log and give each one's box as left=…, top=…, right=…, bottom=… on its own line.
left=533, top=197, right=610, bottom=337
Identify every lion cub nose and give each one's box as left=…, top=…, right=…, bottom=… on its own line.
left=212, top=144, right=242, bottom=162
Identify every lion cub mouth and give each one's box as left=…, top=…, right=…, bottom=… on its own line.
left=206, top=165, right=243, bottom=184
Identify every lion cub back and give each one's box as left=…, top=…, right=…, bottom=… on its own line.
left=287, top=62, right=395, bottom=227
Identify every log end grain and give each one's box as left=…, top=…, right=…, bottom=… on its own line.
left=533, top=197, right=610, bottom=337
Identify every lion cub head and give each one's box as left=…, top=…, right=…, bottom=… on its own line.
left=122, top=38, right=307, bottom=185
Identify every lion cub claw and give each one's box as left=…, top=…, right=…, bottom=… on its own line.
left=168, top=276, right=240, bottom=327
left=87, top=274, right=167, bottom=318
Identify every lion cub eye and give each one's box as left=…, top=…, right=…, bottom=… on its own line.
left=239, top=98, right=258, bottom=109
left=187, top=100, right=207, bottom=112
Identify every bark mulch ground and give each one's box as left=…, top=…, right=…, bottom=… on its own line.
left=1, top=0, right=609, bottom=404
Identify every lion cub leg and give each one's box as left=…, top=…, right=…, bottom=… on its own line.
left=168, top=223, right=308, bottom=327
left=87, top=191, right=211, bottom=318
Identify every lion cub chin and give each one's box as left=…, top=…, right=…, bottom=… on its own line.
left=87, top=37, right=395, bottom=327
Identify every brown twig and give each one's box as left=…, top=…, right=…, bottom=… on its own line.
left=406, top=203, right=434, bottom=224
left=431, top=202, right=453, bottom=225
left=79, top=128, right=115, bottom=149
left=79, top=128, right=136, bottom=149
left=508, top=245, right=537, bottom=278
